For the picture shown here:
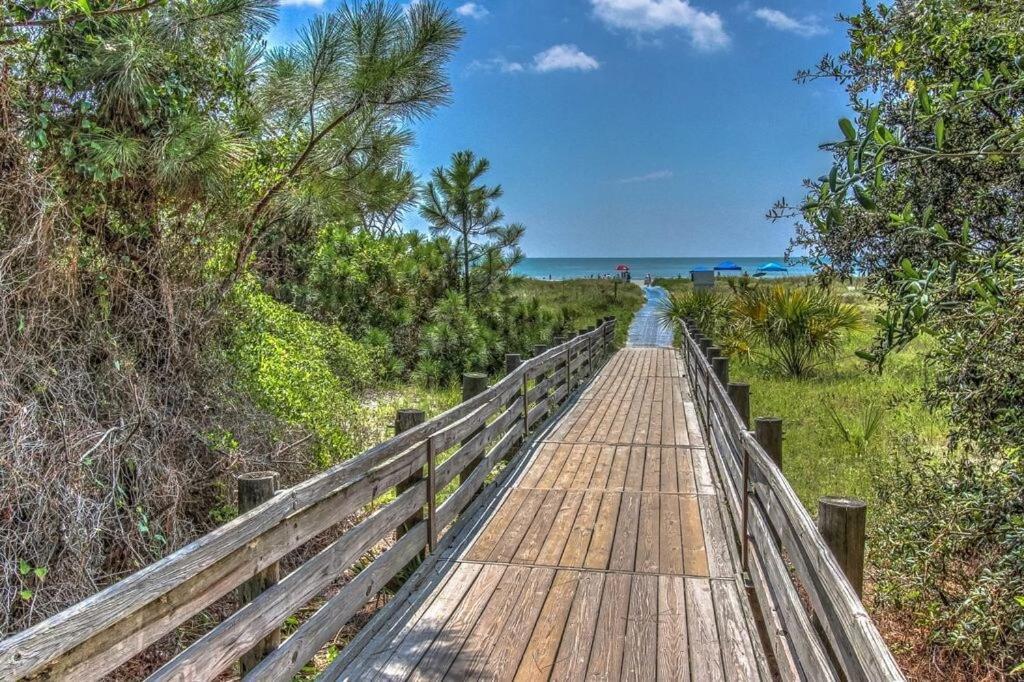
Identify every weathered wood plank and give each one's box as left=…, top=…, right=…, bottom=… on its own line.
left=549, top=570, right=604, bottom=680
left=485, top=567, right=555, bottom=678
left=686, top=578, right=725, bottom=681
left=373, top=561, right=483, bottom=680
left=622, top=574, right=658, bottom=682
left=409, top=563, right=505, bottom=680
left=584, top=572, right=631, bottom=680
left=512, top=570, right=580, bottom=680
left=657, top=575, right=690, bottom=682
left=150, top=482, right=427, bottom=681
left=711, top=579, right=762, bottom=681
left=446, top=564, right=533, bottom=679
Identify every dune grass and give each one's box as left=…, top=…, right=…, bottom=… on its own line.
left=654, top=276, right=947, bottom=514
left=509, top=277, right=645, bottom=347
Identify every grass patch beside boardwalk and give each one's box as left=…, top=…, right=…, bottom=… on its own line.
left=653, top=276, right=947, bottom=512
left=509, top=277, right=645, bottom=347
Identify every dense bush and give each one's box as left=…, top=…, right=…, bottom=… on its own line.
left=732, top=285, right=861, bottom=377
left=659, top=283, right=861, bottom=377
left=873, top=444, right=1024, bottom=672
left=656, top=289, right=733, bottom=340
left=227, top=281, right=381, bottom=465
left=779, top=0, right=1024, bottom=671
left=414, top=293, right=491, bottom=387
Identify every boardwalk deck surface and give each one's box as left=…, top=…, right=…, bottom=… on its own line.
left=330, top=299, right=769, bottom=680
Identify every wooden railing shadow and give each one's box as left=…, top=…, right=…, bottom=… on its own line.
left=677, top=317, right=904, bottom=682
left=0, top=319, right=618, bottom=681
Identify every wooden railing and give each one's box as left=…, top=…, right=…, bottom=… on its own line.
left=678, top=318, right=904, bottom=682
left=0, top=318, right=617, bottom=682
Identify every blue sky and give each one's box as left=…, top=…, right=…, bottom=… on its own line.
left=270, top=0, right=859, bottom=258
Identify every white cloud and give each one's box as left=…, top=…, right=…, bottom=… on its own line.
left=590, top=0, right=729, bottom=51
left=279, top=0, right=325, bottom=6
left=456, top=2, right=489, bottom=19
left=467, top=56, right=525, bottom=74
left=469, top=45, right=600, bottom=76
left=532, top=44, right=601, bottom=73
left=618, top=170, right=674, bottom=184
left=753, top=8, right=826, bottom=37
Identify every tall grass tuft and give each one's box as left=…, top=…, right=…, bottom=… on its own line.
left=732, top=285, right=861, bottom=377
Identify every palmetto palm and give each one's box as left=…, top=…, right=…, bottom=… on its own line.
left=732, top=285, right=861, bottom=377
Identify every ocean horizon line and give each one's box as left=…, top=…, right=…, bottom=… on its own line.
left=513, top=256, right=814, bottom=281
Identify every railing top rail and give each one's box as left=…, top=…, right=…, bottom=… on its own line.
left=677, top=317, right=903, bottom=681
left=0, top=319, right=617, bottom=680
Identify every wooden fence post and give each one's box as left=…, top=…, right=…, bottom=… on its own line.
left=237, top=472, right=280, bottom=676
left=458, top=373, right=489, bottom=506
left=711, top=353, right=729, bottom=386
left=533, top=344, right=548, bottom=400
left=505, top=353, right=525, bottom=453
left=727, top=382, right=750, bottom=429
left=818, top=497, right=867, bottom=598
left=582, top=327, right=593, bottom=379
left=505, top=353, right=522, bottom=375
left=394, top=409, right=426, bottom=543
left=754, top=417, right=783, bottom=469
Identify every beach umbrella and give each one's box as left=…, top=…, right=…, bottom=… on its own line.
left=758, top=262, right=788, bottom=272
left=714, top=260, right=742, bottom=271
left=690, top=266, right=713, bottom=272
left=615, top=264, right=630, bottom=271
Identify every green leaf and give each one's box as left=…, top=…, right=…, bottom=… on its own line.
left=917, top=89, right=933, bottom=115
left=19, top=589, right=33, bottom=601
left=839, top=118, right=857, bottom=142
left=866, top=106, right=879, bottom=132
left=853, top=185, right=876, bottom=210
left=18, top=559, right=30, bottom=576
left=855, top=350, right=878, bottom=363
left=33, top=566, right=48, bottom=581
left=935, top=117, right=945, bottom=150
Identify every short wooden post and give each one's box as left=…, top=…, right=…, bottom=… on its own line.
left=712, top=354, right=729, bottom=386
left=237, top=472, right=280, bottom=675
left=818, top=497, right=867, bottom=598
left=505, top=353, right=525, bottom=448
left=530, top=344, right=548, bottom=426
left=755, top=417, right=783, bottom=469
left=727, top=383, right=750, bottom=429
left=392, top=409, right=426, bottom=581
left=505, top=353, right=522, bottom=376
left=458, top=373, right=489, bottom=502
left=394, top=409, right=426, bottom=540
left=533, top=344, right=548, bottom=399
left=580, top=327, right=593, bottom=379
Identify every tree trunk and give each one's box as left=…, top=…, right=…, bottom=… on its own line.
left=462, top=230, right=471, bottom=309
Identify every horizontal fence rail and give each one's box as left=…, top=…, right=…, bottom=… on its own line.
left=0, top=319, right=617, bottom=681
left=677, top=317, right=904, bottom=682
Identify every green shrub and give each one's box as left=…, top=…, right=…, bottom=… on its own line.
left=226, top=280, right=380, bottom=465
left=872, top=445, right=1024, bottom=669
left=414, top=292, right=490, bottom=386
left=732, top=285, right=861, bottom=377
left=656, top=289, right=732, bottom=338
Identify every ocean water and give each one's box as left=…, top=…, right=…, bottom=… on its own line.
left=513, top=257, right=813, bottom=280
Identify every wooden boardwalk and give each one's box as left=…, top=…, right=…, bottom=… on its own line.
left=329, top=347, right=769, bottom=681
left=0, top=313, right=901, bottom=681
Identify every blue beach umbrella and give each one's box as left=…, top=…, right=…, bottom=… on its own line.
left=714, top=260, right=742, bottom=271
left=758, top=262, right=789, bottom=272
